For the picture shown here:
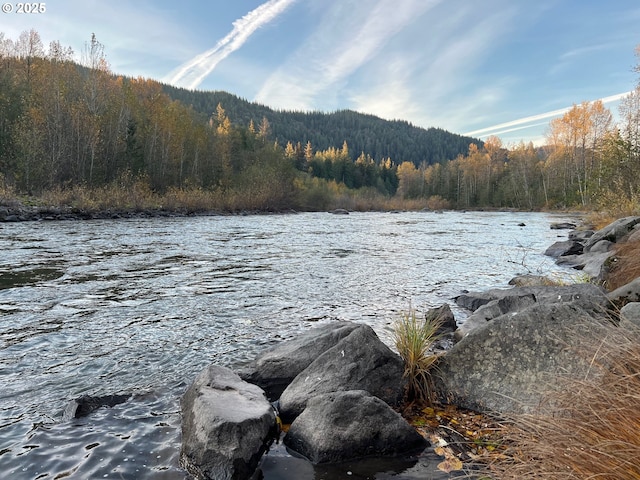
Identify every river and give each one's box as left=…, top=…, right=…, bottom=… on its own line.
left=0, top=211, right=577, bottom=479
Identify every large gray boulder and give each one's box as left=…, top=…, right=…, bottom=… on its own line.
left=284, top=390, right=426, bottom=464
left=455, top=284, right=608, bottom=313
left=584, top=216, right=640, bottom=251
left=278, top=325, right=405, bottom=423
left=434, top=302, right=613, bottom=414
left=181, top=365, right=276, bottom=480
left=237, top=321, right=360, bottom=400
left=556, top=251, right=615, bottom=279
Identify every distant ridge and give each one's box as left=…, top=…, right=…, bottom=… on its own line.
left=162, top=85, right=482, bottom=166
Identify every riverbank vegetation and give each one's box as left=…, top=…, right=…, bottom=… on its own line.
left=486, top=324, right=640, bottom=480
left=396, top=237, right=640, bottom=478
left=1, top=30, right=639, bottom=217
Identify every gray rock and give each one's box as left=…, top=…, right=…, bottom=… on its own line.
left=607, top=277, right=640, bottom=308
left=557, top=251, right=615, bottom=281
left=427, top=303, right=457, bottom=336
left=278, top=325, right=405, bottom=423
left=509, top=274, right=556, bottom=287
left=585, top=216, right=640, bottom=251
left=589, top=239, right=613, bottom=253
left=455, top=284, right=608, bottom=313
left=434, top=302, right=613, bottom=414
left=581, top=251, right=615, bottom=279
left=620, top=302, right=640, bottom=327
left=454, top=291, right=496, bottom=312
left=62, top=394, right=130, bottom=420
left=628, top=226, right=640, bottom=243
left=550, top=222, right=577, bottom=230
left=329, top=208, right=349, bottom=215
left=569, top=229, right=594, bottom=241
left=544, top=240, right=583, bottom=258
left=237, top=321, right=361, bottom=400
left=455, top=293, right=537, bottom=341
left=284, top=390, right=426, bottom=464
left=181, top=365, right=276, bottom=480
left=554, top=253, right=582, bottom=267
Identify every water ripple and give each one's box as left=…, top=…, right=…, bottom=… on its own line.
left=0, top=212, right=580, bottom=479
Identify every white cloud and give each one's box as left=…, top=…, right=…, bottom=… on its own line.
left=350, top=3, right=521, bottom=132
left=464, top=91, right=633, bottom=138
left=164, top=0, right=297, bottom=89
left=3, top=0, right=196, bottom=77
left=254, top=0, right=441, bottom=110
left=559, top=43, right=614, bottom=60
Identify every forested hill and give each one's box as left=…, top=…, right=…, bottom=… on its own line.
left=162, top=85, right=482, bottom=166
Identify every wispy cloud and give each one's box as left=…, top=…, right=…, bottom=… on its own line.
left=349, top=3, right=522, bottom=132
left=464, top=91, right=633, bottom=138
left=559, top=43, right=615, bottom=60
left=164, top=0, right=297, bottom=89
left=254, top=0, right=441, bottom=110
left=3, top=0, right=194, bottom=74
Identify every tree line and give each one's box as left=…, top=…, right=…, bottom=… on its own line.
left=394, top=91, right=640, bottom=213
left=1, top=29, right=638, bottom=214
left=161, top=86, right=482, bottom=167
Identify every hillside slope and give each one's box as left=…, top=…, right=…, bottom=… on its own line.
left=162, top=85, right=482, bottom=166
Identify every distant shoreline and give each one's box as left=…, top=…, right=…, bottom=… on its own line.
left=0, top=201, right=585, bottom=223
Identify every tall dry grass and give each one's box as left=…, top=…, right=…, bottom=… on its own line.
left=0, top=175, right=20, bottom=207
left=486, top=323, right=640, bottom=480
left=393, top=309, right=443, bottom=405
left=604, top=239, right=640, bottom=291
left=39, top=176, right=160, bottom=212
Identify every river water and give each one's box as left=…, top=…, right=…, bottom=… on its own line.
left=0, top=211, right=577, bottom=479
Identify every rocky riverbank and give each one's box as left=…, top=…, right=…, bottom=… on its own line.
left=0, top=204, right=299, bottom=222
left=176, top=215, right=640, bottom=479
left=0, top=204, right=205, bottom=222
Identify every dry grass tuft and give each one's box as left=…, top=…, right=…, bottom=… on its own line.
left=486, top=325, right=640, bottom=480
left=604, top=239, right=640, bottom=291
left=393, top=309, right=443, bottom=405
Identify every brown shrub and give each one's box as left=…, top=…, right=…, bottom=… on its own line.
left=604, top=239, right=640, bottom=291
left=486, top=325, right=640, bottom=480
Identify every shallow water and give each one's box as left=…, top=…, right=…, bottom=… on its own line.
left=0, top=211, right=577, bottom=479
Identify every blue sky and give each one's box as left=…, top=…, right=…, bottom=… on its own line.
left=3, top=0, right=639, bottom=146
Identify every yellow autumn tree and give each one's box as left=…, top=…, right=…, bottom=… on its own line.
left=545, top=100, right=613, bottom=206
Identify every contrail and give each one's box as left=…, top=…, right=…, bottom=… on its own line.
left=165, top=0, right=296, bottom=89
left=464, top=91, right=633, bottom=137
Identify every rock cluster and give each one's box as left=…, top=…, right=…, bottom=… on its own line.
left=0, top=205, right=184, bottom=222
left=181, top=323, right=427, bottom=479
left=433, top=216, right=640, bottom=415
left=545, top=215, right=640, bottom=280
